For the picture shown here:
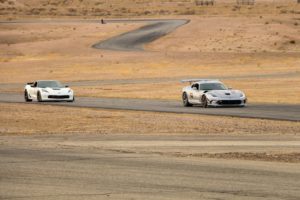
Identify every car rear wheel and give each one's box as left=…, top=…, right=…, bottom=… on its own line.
left=37, top=92, right=43, bottom=102
left=24, top=90, right=32, bottom=102
left=201, top=95, right=208, bottom=108
left=182, top=92, right=192, bottom=107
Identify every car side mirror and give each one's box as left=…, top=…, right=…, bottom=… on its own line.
left=65, top=85, right=69, bottom=88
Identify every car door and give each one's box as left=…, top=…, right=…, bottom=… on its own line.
left=193, top=83, right=203, bottom=103
left=28, top=82, right=38, bottom=99
left=189, top=83, right=201, bottom=104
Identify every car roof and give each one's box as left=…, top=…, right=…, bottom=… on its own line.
left=181, top=79, right=222, bottom=85
left=36, top=80, right=59, bottom=82
left=193, top=80, right=222, bottom=84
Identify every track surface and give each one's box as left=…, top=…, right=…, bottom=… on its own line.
left=1, top=71, right=299, bottom=89
left=1, top=93, right=300, bottom=121
left=1, top=134, right=300, bottom=200
left=92, top=19, right=189, bottom=51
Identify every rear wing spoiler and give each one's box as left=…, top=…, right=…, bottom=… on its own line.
left=181, top=79, right=219, bottom=85
left=26, top=82, right=34, bottom=85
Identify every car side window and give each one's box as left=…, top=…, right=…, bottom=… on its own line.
left=199, top=84, right=205, bottom=90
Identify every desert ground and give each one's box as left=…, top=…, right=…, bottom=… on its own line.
left=1, top=103, right=300, bottom=135
left=1, top=0, right=300, bottom=199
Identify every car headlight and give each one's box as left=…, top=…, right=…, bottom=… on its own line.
left=41, top=89, right=49, bottom=93
left=68, top=89, right=72, bottom=93
left=239, top=93, right=245, bottom=98
left=210, top=93, right=217, bottom=97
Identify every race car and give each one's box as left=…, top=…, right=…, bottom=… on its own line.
left=24, top=80, right=74, bottom=102
left=181, top=79, right=246, bottom=107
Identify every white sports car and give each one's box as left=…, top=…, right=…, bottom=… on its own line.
left=24, top=80, right=74, bottom=102
left=181, top=79, right=246, bottom=107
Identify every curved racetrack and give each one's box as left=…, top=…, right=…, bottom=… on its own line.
left=92, top=19, right=189, bottom=51
left=1, top=93, right=300, bottom=122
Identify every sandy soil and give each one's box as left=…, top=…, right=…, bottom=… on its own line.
left=1, top=103, right=300, bottom=135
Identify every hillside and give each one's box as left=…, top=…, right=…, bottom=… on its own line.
left=0, top=0, right=299, bottom=18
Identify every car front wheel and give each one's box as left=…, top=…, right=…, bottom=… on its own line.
left=24, top=90, right=32, bottom=102
left=67, top=97, right=75, bottom=102
left=182, top=92, right=192, bottom=107
left=201, top=95, right=208, bottom=108
left=37, top=92, right=43, bottom=102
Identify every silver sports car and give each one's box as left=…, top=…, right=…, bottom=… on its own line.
left=181, top=79, right=247, bottom=107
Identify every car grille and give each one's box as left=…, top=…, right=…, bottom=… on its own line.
left=48, top=95, right=69, bottom=99
left=217, top=100, right=242, bottom=105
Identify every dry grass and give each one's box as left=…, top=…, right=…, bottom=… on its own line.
left=148, top=15, right=300, bottom=53
left=225, top=77, right=300, bottom=104
left=0, top=103, right=300, bottom=135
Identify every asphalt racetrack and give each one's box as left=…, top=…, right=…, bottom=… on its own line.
left=0, top=93, right=300, bottom=121
left=1, top=134, right=300, bottom=200
left=92, top=19, right=189, bottom=51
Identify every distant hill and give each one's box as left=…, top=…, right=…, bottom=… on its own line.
left=0, top=0, right=299, bottom=18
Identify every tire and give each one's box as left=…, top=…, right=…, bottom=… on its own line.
left=37, top=91, right=42, bottom=102
left=201, top=95, right=208, bottom=108
left=67, top=97, right=75, bottom=102
left=182, top=92, right=192, bottom=107
left=24, top=90, right=32, bottom=102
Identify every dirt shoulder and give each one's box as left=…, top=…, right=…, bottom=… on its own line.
left=1, top=103, right=300, bottom=135
left=159, top=152, right=300, bottom=163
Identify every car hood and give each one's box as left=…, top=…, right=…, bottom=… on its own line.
left=43, top=87, right=71, bottom=94
left=207, top=90, right=243, bottom=98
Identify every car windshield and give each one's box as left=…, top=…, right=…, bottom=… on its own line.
left=37, top=81, right=63, bottom=88
left=200, top=83, right=227, bottom=91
